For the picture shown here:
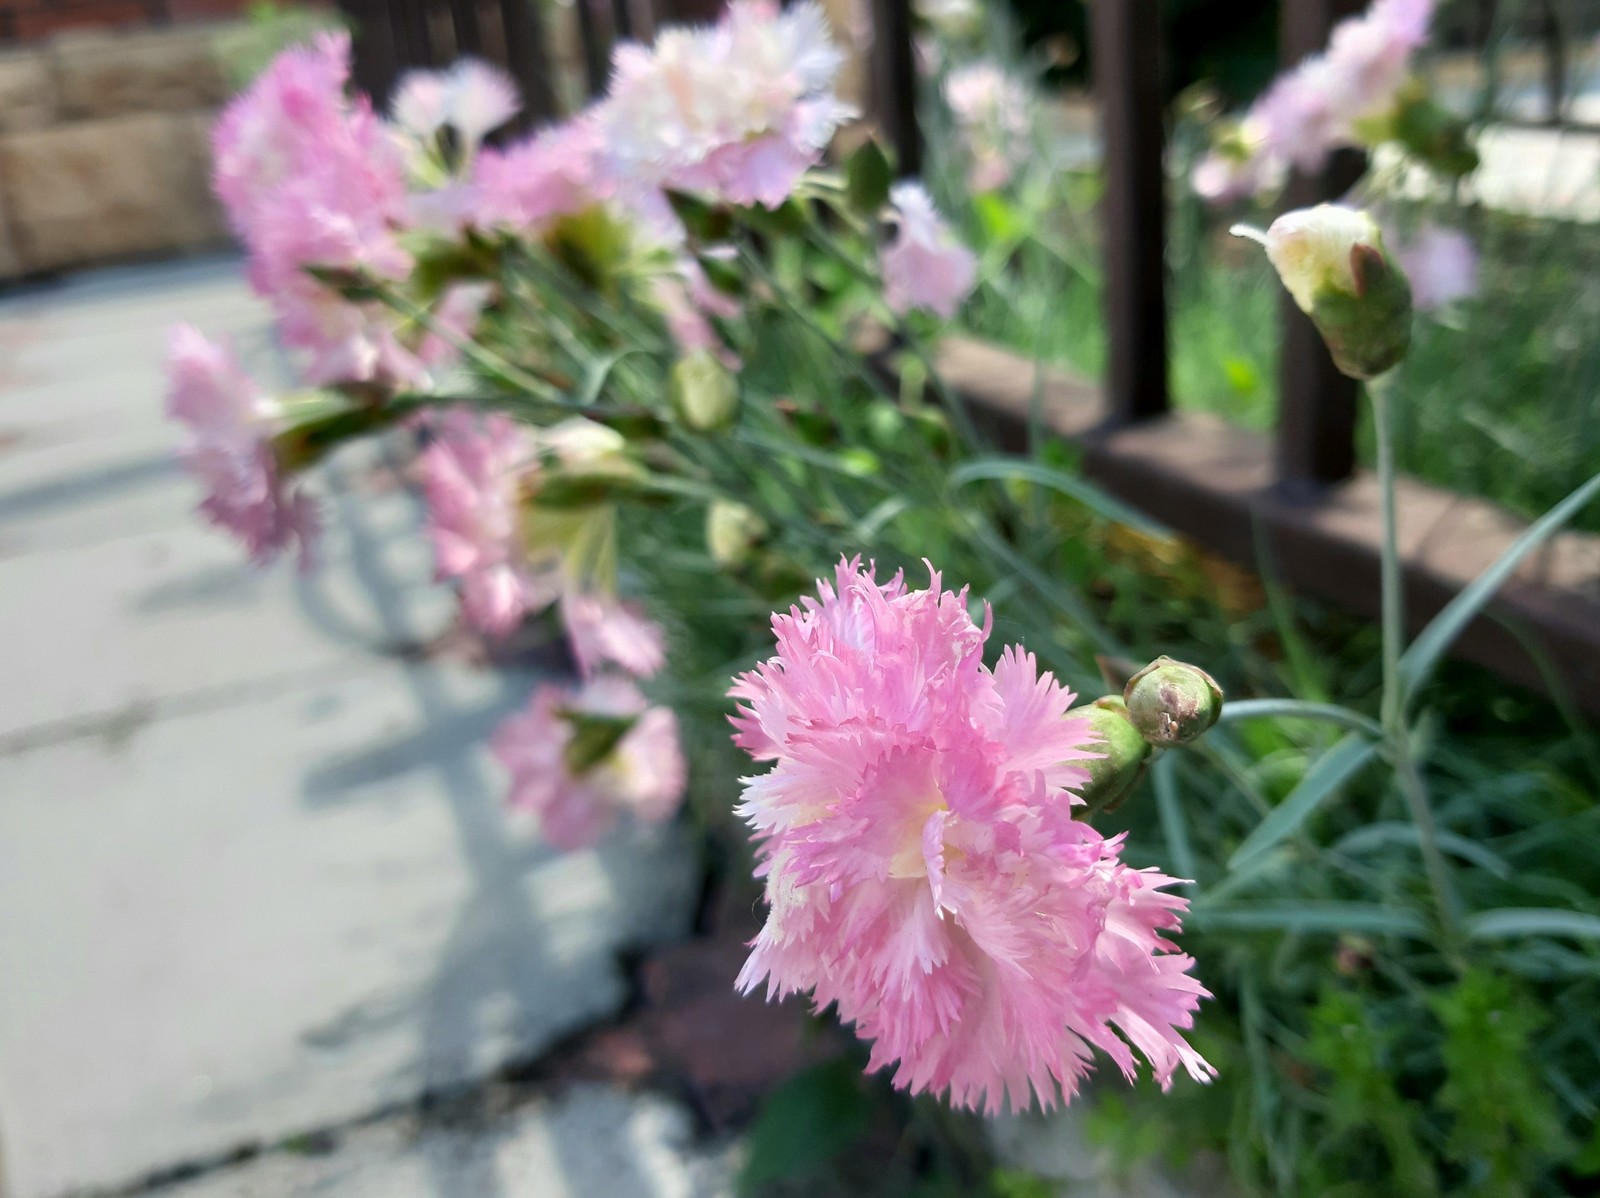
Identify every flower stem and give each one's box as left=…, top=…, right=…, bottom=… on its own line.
left=1371, top=371, right=1463, bottom=955
left=1371, top=373, right=1403, bottom=734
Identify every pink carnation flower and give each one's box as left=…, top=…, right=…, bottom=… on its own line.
left=494, top=677, right=687, bottom=849
left=563, top=591, right=667, bottom=679
left=1389, top=221, right=1479, bottom=311
left=732, top=559, right=1213, bottom=1113
left=164, top=324, right=318, bottom=568
left=420, top=409, right=561, bottom=636
left=594, top=0, right=855, bottom=208
left=882, top=183, right=978, bottom=318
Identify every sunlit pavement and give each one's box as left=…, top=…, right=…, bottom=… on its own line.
left=0, top=256, right=709, bottom=1198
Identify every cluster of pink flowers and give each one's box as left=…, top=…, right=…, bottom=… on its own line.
left=164, top=325, right=318, bottom=567
left=732, top=560, right=1213, bottom=1111
left=425, top=408, right=681, bottom=844
left=882, top=183, right=979, bottom=318
left=1196, top=0, right=1435, bottom=202
left=944, top=63, right=1032, bottom=192
left=213, top=32, right=424, bottom=386
left=595, top=0, right=854, bottom=208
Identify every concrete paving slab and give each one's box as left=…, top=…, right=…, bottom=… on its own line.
left=0, top=664, right=698, bottom=1198
left=0, top=471, right=455, bottom=740
left=152, top=1084, right=736, bottom=1198
left=0, top=255, right=703, bottom=1198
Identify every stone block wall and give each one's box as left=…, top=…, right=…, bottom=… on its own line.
left=0, top=22, right=242, bottom=281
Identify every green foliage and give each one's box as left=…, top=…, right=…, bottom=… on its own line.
left=739, top=1059, right=875, bottom=1191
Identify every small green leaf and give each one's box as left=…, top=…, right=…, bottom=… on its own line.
left=845, top=138, right=894, bottom=215
left=738, top=1059, right=873, bottom=1191
left=1229, top=735, right=1377, bottom=871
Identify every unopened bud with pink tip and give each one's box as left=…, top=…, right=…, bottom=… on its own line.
left=1235, top=204, right=1413, bottom=380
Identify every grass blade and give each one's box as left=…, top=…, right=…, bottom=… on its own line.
left=1228, top=734, right=1377, bottom=871
left=1189, top=900, right=1429, bottom=937
left=947, top=457, right=1169, bottom=535
left=1466, top=908, right=1600, bottom=941
left=1336, top=821, right=1513, bottom=879
left=1399, top=470, right=1600, bottom=703
left=1220, top=699, right=1383, bottom=739
left=1152, top=752, right=1198, bottom=886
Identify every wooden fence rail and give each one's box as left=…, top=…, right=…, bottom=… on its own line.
left=334, top=0, right=1600, bottom=711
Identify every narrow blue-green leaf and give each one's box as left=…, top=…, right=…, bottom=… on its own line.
left=1228, top=735, right=1376, bottom=871
left=1190, top=901, right=1429, bottom=937
left=947, top=457, right=1168, bottom=535
left=1152, top=752, right=1197, bottom=886
left=1466, top=908, right=1600, bottom=942
left=1399, top=470, right=1600, bottom=701
left=1220, top=698, right=1383, bottom=739
left=1336, top=821, right=1513, bottom=878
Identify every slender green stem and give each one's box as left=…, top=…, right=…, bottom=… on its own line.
left=1394, top=744, right=1465, bottom=958
left=1371, top=371, right=1463, bottom=955
left=1371, top=374, right=1404, bottom=734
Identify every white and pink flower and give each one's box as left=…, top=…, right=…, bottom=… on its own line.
left=594, top=0, right=854, bottom=208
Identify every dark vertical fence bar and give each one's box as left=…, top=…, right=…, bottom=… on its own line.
left=394, top=0, right=437, bottom=69
left=574, top=0, right=612, bottom=98
left=448, top=0, right=484, bottom=56
left=500, top=0, right=560, bottom=121
left=1275, top=0, right=1366, bottom=493
left=1091, top=0, right=1168, bottom=425
left=337, top=0, right=402, bottom=107
left=869, top=0, right=922, bottom=177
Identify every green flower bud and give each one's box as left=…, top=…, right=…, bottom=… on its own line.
left=1123, top=657, right=1224, bottom=748
left=1076, top=697, right=1153, bottom=817
left=1234, top=205, right=1413, bottom=380
left=705, top=500, right=767, bottom=568
left=670, top=349, right=740, bottom=433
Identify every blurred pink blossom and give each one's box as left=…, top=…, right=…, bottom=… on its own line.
left=731, top=559, right=1213, bottom=1112
left=420, top=409, right=560, bottom=636
left=165, top=324, right=319, bottom=568
left=494, top=677, right=686, bottom=849
left=881, top=182, right=977, bottom=318
left=563, top=591, right=667, bottom=679
left=594, top=0, right=855, bottom=207
left=213, top=31, right=421, bottom=386
left=469, top=117, right=608, bottom=231
left=1389, top=221, right=1479, bottom=311
left=1256, top=0, right=1434, bottom=172
left=1196, top=0, right=1434, bottom=202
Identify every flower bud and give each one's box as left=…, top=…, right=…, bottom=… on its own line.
left=1234, top=205, right=1413, bottom=380
left=670, top=349, right=740, bottom=432
left=1076, top=696, right=1153, bottom=816
left=1123, top=657, right=1224, bottom=748
left=705, top=500, right=767, bottom=568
